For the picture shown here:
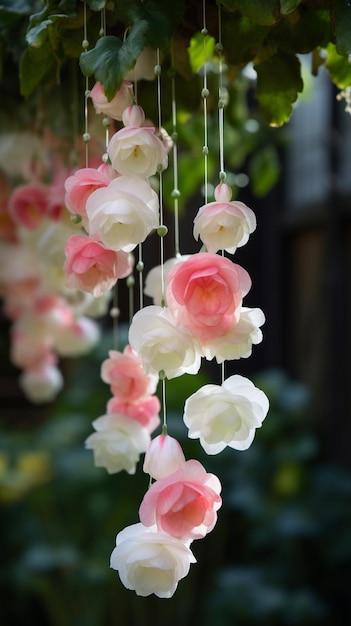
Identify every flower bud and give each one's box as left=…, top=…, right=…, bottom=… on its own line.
left=143, top=434, right=185, bottom=479
left=214, top=183, right=232, bottom=202
left=122, top=105, right=145, bottom=128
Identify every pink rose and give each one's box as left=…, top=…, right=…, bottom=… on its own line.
left=166, top=252, right=251, bottom=340
left=101, top=345, right=158, bottom=400
left=89, top=80, right=134, bottom=120
left=64, top=234, right=132, bottom=297
left=8, top=183, right=49, bottom=230
left=139, top=459, right=222, bottom=540
left=107, top=395, right=160, bottom=434
left=64, top=168, right=110, bottom=219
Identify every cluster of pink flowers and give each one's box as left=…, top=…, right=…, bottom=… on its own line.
left=85, top=345, right=160, bottom=474
left=61, top=67, right=269, bottom=598
left=0, top=148, right=105, bottom=403
left=63, top=89, right=169, bottom=299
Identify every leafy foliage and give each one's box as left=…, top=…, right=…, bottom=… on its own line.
left=0, top=0, right=351, bottom=125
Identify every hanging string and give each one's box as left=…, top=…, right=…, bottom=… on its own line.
left=161, top=377, right=167, bottom=434
left=201, top=0, right=209, bottom=205
left=155, top=48, right=167, bottom=306
left=170, top=41, right=181, bottom=258
left=110, top=292, right=120, bottom=350
left=217, top=3, right=226, bottom=385
left=127, top=274, right=135, bottom=325
left=82, top=1, right=90, bottom=167
left=154, top=48, right=168, bottom=431
left=137, top=244, right=144, bottom=310
left=217, top=2, right=226, bottom=185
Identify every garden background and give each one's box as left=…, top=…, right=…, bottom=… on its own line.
left=1, top=1, right=351, bottom=624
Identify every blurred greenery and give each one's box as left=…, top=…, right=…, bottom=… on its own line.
left=1, top=342, right=350, bottom=625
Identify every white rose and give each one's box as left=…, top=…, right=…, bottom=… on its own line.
left=144, top=255, right=191, bottom=305
left=128, top=305, right=202, bottom=379
left=85, top=414, right=150, bottom=475
left=107, top=126, right=168, bottom=178
left=19, top=365, right=64, bottom=404
left=54, top=316, right=100, bottom=357
left=202, top=306, right=265, bottom=363
left=110, top=522, right=196, bottom=598
left=183, top=375, right=269, bottom=454
left=86, top=175, right=159, bottom=252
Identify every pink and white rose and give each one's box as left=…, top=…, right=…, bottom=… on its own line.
left=64, top=167, right=111, bottom=220
left=143, top=435, right=186, bottom=480
left=89, top=80, right=134, bottom=120
left=193, top=184, right=256, bottom=254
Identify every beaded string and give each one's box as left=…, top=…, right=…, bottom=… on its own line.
left=155, top=49, right=168, bottom=306
left=170, top=42, right=181, bottom=257
left=201, top=0, right=209, bottom=205
left=217, top=3, right=227, bottom=384
left=154, top=48, right=168, bottom=434
left=217, top=3, right=226, bottom=186
left=82, top=1, right=90, bottom=167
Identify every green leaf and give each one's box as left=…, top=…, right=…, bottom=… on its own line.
left=222, top=15, right=271, bottom=66
left=80, top=24, right=148, bottom=99
left=270, top=8, right=331, bottom=55
left=140, top=0, right=185, bottom=50
left=279, top=0, right=302, bottom=14
left=19, top=37, right=55, bottom=97
left=188, top=31, right=216, bottom=74
left=218, top=0, right=279, bottom=25
left=255, top=52, right=303, bottom=126
left=325, top=42, right=351, bottom=89
left=248, top=145, right=281, bottom=196
left=334, top=0, right=351, bottom=56
left=26, top=20, right=52, bottom=47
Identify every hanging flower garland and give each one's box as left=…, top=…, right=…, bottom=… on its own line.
left=58, top=1, right=270, bottom=599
